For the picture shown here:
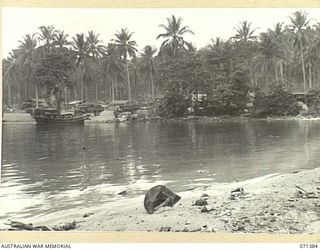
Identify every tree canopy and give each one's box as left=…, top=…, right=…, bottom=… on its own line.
left=2, top=11, right=320, bottom=118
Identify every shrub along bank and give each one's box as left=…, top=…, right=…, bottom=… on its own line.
left=157, top=83, right=320, bottom=119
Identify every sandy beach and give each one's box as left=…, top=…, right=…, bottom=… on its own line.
left=8, top=167, right=319, bottom=234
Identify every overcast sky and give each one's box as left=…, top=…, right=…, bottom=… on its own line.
left=2, top=8, right=320, bottom=58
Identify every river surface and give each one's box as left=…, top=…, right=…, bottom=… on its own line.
left=1, top=119, right=320, bottom=222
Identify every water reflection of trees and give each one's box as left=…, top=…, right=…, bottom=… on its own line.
left=3, top=120, right=320, bottom=197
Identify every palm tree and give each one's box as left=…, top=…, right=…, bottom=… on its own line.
left=17, top=34, right=38, bottom=102
left=72, top=33, right=89, bottom=100
left=157, top=15, right=194, bottom=57
left=140, top=46, right=157, bottom=100
left=312, top=23, right=320, bottom=49
left=3, top=51, right=19, bottom=107
left=53, top=30, right=71, bottom=50
left=309, top=23, right=320, bottom=86
left=86, top=31, right=107, bottom=103
left=232, top=21, right=258, bottom=87
left=86, top=31, right=107, bottom=58
left=36, top=26, right=58, bottom=106
left=113, top=28, right=137, bottom=104
left=258, top=31, right=283, bottom=89
left=287, top=10, right=311, bottom=98
left=233, top=20, right=258, bottom=42
left=102, top=43, right=124, bottom=104
left=37, top=25, right=58, bottom=55
left=52, top=30, right=73, bottom=104
left=208, top=37, right=223, bottom=51
left=130, top=56, right=140, bottom=101
left=272, top=22, right=290, bottom=86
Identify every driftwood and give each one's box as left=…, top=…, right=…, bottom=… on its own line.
left=5, top=220, right=77, bottom=231
left=295, top=185, right=310, bottom=194
left=295, top=185, right=318, bottom=199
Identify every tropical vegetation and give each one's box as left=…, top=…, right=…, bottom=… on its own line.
left=2, top=11, right=320, bottom=117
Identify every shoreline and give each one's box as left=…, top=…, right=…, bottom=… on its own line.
left=4, top=168, right=320, bottom=233
left=2, top=112, right=320, bottom=124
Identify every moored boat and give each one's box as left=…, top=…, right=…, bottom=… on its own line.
left=32, top=108, right=89, bottom=125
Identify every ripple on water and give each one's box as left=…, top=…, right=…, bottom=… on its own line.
left=2, top=163, right=14, bottom=167
left=2, top=120, right=320, bottom=221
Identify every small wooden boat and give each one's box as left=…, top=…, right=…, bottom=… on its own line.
left=32, top=108, right=89, bottom=125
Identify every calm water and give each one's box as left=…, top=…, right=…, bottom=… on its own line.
left=1, top=120, right=320, bottom=221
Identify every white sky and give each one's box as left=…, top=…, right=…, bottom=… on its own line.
left=2, top=8, right=320, bottom=58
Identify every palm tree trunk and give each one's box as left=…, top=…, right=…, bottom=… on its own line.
left=103, top=73, right=107, bottom=103
left=64, top=86, right=67, bottom=106
left=95, top=81, right=98, bottom=105
left=109, top=80, right=112, bottom=103
left=73, top=87, right=77, bottom=101
left=308, top=59, right=312, bottom=90
left=27, top=66, right=32, bottom=100
left=287, top=64, right=290, bottom=89
left=299, top=41, right=307, bottom=102
left=93, top=68, right=98, bottom=105
left=80, top=67, right=84, bottom=101
left=150, top=72, right=154, bottom=99
left=17, top=81, right=21, bottom=107
left=112, top=84, right=115, bottom=103
left=7, top=80, right=12, bottom=107
left=24, top=80, right=28, bottom=100
left=280, top=61, right=285, bottom=86
left=265, top=59, right=269, bottom=91
left=35, top=83, right=39, bottom=108
left=126, top=61, right=131, bottom=104
left=112, top=76, right=115, bottom=104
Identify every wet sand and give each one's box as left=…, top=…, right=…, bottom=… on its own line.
left=19, top=167, right=320, bottom=234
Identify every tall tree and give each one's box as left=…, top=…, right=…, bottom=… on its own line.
left=53, top=30, right=73, bottom=103
left=17, top=34, right=38, bottom=101
left=3, top=51, right=19, bottom=107
left=113, top=28, right=137, bottom=104
left=309, top=23, right=320, bottom=87
left=32, top=52, right=73, bottom=111
left=257, top=31, right=282, bottom=89
left=86, top=31, right=107, bottom=58
left=233, top=21, right=258, bottom=42
left=37, top=25, right=58, bottom=55
left=72, top=33, right=89, bottom=100
left=288, top=10, right=311, bottom=98
left=139, top=46, right=157, bottom=100
left=232, top=21, right=258, bottom=88
left=86, top=31, right=107, bottom=103
left=208, top=37, right=223, bottom=51
left=102, top=44, right=124, bottom=103
left=157, top=15, right=194, bottom=57
left=53, top=30, right=71, bottom=50
left=272, top=22, right=290, bottom=86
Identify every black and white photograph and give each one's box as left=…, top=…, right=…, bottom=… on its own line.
left=1, top=6, right=320, bottom=236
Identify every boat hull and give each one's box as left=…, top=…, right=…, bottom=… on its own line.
left=34, top=116, right=86, bottom=125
